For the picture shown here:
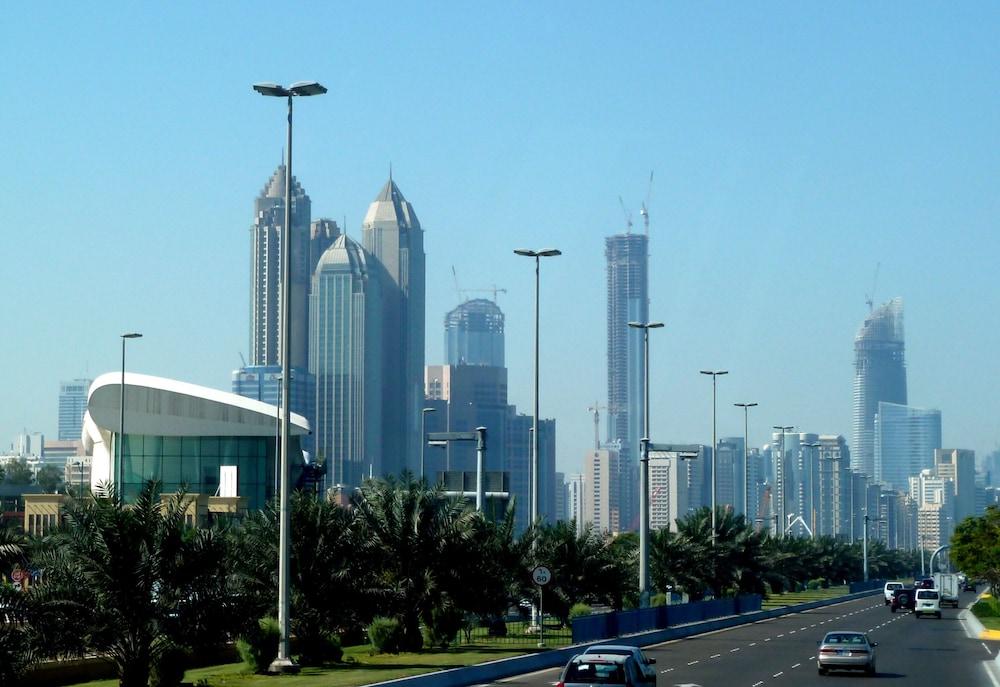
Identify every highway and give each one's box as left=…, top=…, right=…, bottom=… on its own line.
left=488, top=590, right=998, bottom=687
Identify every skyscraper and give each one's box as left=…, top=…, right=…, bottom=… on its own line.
left=445, top=299, right=505, bottom=367
left=363, top=176, right=425, bottom=478
left=605, top=232, right=648, bottom=529
left=852, top=298, right=907, bottom=478
left=58, top=379, right=92, bottom=440
left=310, top=235, right=383, bottom=488
left=873, top=401, right=942, bottom=492
left=934, top=448, right=976, bottom=524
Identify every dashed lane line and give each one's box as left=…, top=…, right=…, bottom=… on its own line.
left=687, top=660, right=700, bottom=666
left=792, top=663, right=801, bottom=668
left=730, top=648, right=741, bottom=652
left=711, top=653, right=721, bottom=659
left=773, top=671, right=784, bottom=677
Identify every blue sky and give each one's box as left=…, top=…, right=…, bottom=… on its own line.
left=3, top=3, right=998, bottom=472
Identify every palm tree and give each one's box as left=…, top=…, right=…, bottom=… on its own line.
left=30, top=481, right=233, bottom=687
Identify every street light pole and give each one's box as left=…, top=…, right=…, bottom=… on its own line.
left=629, top=321, right=664, bottom=607
left=700, top=370, right=728, bottom=545
left=802, top=442, right=820, bottom=539
left=253, top=79, right=326, bottom=674
left=118, top=332, right=142, bottom=503
left=514, top=248, right=561, bottom=528
left=734, top=402, right=758, bottom=519
left=771, top=425, right=793, bottom=537
left=420, top=407, right=436, bottom=482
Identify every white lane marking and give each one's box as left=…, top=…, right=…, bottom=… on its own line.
left=730, top=647, right=741, bottom=652
left=799, top=626, right=807, bottom=631
left=660, top=667, right=674, bottom=673
left=809, top=656, right=815, bottom=660
left=753, top=682, right=764, bottom=687
left=687, top=660, right=699, bottom=665
left=984, top=641, right=993, bottom=654
left=789, top=630, right=796, bottom=634
left=749, top=642, right=758, bottom=646
left=810, top=623, right=816, bottom=627
left=792, top=663, right=801, bottom=668
left=777, top=633, right=785, bottom=637
left=710, top=653, right=721, bottom=658
left=983, top=661, right=1000, bottom=687
left=773, top=671, right=784, bottom=677
left=764, top=638, right=771, bottom=642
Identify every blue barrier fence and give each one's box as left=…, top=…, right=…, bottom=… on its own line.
left=848, top=579, right=886, bottom=594
left=571, top=593, right=762, bottom=644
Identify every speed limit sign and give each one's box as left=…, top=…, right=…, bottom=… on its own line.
left=532, top=565, right=551, bottom=586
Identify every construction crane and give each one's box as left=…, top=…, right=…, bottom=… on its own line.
left=618, top=196, right=633, bottom=233
left=463, top=286, right=508, bottom=302
left=864, top=262, right=881, bottom=312
left=639, top=170, right=653, bottom=236
left=587, top=401, right=607, bottom=450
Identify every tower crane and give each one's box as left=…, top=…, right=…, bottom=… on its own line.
left=864, top=262, right=881, bottom=312
left=618, top=196, right=633, bottom=233
left=462, top=286, right=508, bottom=302
left=639, top=170, right=653, bottom=236
left=587, top=401, right=607, bottom=451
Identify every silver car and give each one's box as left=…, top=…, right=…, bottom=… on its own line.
left=559, top=653, right=646, bottom=687
left=816, top=631, right=877, bottom=676
left=580, top=645, right=657, bottom=683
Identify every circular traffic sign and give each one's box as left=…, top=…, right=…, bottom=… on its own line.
left=532, top=565, right=552, bottom=586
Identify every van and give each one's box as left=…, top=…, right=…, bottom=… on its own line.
left=914, top=589, right=941, bottom=619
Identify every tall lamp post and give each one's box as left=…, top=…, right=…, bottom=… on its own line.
left=734, top=402, right=758, bottom=520
left=513, top=248, right=561, bottom=529
left=629, top=320, right=664, bottom=607
left=862, top=513, right=883, bottom=581
left=420, top=407, right=436, bottom=481
left=802, top=442, right=821, bottom=538
left=700, top=370, right=728, bottom=544
left=118, top=332, right=142, bottom=503
left=772, top=425, right=794, bottom=537
left=253, top=79, right=326, bottom=674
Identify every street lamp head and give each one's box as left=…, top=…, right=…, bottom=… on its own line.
left=289, top=81, right=327, bottom=96
left=700, top=369, right=728, bottom=376
left=121, top=332, right=142, bottom=339
left=735, top=402, right=758, bottom=408
left=630, top=321, right=665, bottom=329
left=253, top=82, right=290, bottom=97
left=422, top=407, right=436, bottom=414
left=514, top=248, right=561, bottom=258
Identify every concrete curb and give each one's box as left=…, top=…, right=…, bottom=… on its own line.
left=366, top=589, right=882, bottom=687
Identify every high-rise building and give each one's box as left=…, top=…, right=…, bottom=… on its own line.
left=363, top=177, right=425, bottom=478
left=605, top=232, right=648, bottom=530
left=565, top=473, right=586, bottom=532
left=583, top=447, right=623, bottom=533
left=716, top=437, right=745, bottom=514
left=310, top=235, right=383, bottom=488
left=648, top=446, right=710, bottom=531
left=934, top=449, right=976, bottom=523
left=507, top=411, right=556, bottom=531
left=58, top=379, right=92, bottom=441
left=852, top=298, right=907, bottom=479
left=873, top=402, right=942, bottom=491
left=816, top=435, right=852, bottom=539
left=444, top=299, right=505, bottom=367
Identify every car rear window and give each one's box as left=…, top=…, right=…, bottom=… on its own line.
left=917, top=590, right=939, bottom=599
left=565, top=662, right=626, bottom=683
left=887, top=583, right=902, bottom=589
left=824, top=633, right=865, bottom=644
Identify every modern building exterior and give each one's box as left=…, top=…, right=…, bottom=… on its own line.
left=310, top=235, right=384, bottom=489
left=648, top=446, right=710, bottom=532
left=59, top=379, right=92, bottom=441
left=716, top=437, right=745, bottom=515
left=934, top=449, right=976, bottom=524
left=605, top=232, right=648, bottom=530
left=815, top=435, right=852, bottom=539
left=83, top=372, right=309, bottom=510
left=362, top=176, right=425, bottom=478
left=444, top=299, right=505, bottom=367
left=852, top=298, right=907, bottom=479
left=565, top=473, right=586, bottom=531
left=583, top=447, right=622, bottom=533
left=873, top=402, right=942, bottom=492
left=506, top=411, right=556, bottom=531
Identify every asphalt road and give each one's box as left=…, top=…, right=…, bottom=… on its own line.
left=487, top=590, right=999, bottom=687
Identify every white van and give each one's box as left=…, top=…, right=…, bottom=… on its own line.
left=914, top=589, right=941, bottom=619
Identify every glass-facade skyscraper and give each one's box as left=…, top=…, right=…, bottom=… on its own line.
left=58, top=378, right=92, bottom=440
left=444, top=299, right=505, bottom=367
left=605, top=232, right=648, bottom=530
left=874, top=401, right=942, bottom=492
left=852, top=298, right=907, bottom=479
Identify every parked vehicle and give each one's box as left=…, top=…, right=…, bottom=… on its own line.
left=558, top=653, right=646, bottom=687
left=581, top=645, right=657, bottom=683
left=890, top=587, right=915, bottom=613
left=933, top=573, right=959, bottom=607
left=883, top=581, right=905, bottom=604
left=816, top=631, right=877, bottom=676
left=914, top=589, right=942, bottom=618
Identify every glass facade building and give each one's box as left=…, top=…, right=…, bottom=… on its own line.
left=444, top=299, right=505, bottom=367
left=874, top=401, right=942, bottom=492
left=59, top=379, right=92, bottom=440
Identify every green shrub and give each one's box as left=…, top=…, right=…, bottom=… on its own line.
left=650, top=593, right=668, bottom=607
left=295, top=632, right=343, bottom=666
left=568, top=603, right=593, bottom=623
left=150, top=645, right=189, bottom=687
left=236, top=616, right=281, bottom=674
left=973, top=598, right=1000, bottom=618
left=368, top=616, right=402, bottom=654
left=423, top=606, right=464, bottom=649
left=807, top=578, right=826, bottom=591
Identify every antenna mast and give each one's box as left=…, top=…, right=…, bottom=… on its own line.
left=640, top=170, right=653, bottom=236
left=865, top=262, right=881, bottom=312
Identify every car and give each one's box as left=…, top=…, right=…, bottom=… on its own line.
left=963, top=579, right=978, bottom=592
left=890, top=587, right=915, bottom=613
left=914, top=588, right=942, bottom=618
left=816, top=631, right=877, bottom=676
left=883, top=581, right=905, bottom=604
left=581, top=645, right=657, bottom=683
left=915, top=578, right=936, bottom=589
left=557, top=653, right=646, bottom=687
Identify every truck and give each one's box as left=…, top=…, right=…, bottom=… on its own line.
left=933, top=572, right=960, bottom=608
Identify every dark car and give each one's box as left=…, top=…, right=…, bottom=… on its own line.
left=963, top=579, right=977, bottom=592
left=890, top=587, right=915, bottom=612
left=915, top=578, right=935, bottom=589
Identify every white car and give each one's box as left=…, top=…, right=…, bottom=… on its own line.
left=883, top=581, right=904, bottom=604
left=914, top=588, right=942, bottom=618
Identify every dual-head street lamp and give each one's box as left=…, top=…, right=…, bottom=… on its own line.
left=733, top=402, right=758, bottom=519
left=253, top=79, right=326, bottom=674
left=118, top=332, right=142, bottom=503
left=513, top=248, right=561, bottom=530
left=771, top=425, right=794, bottom=537
left=628, top=321, right=664, bottom=607
left=700, top=370, right=728, bottom=545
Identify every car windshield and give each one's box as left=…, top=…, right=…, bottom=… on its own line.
left=823, top=633, right=866, bottom=645
left=565, top=661, right=626, bottom=683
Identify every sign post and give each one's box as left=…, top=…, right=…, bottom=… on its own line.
left=532, top=565, right=551, bottom=648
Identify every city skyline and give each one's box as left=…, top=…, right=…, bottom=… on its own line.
left=4, top=5, right=1000, bottom=474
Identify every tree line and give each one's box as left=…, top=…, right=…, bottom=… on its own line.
left=0, top=475, right=919, bottom=686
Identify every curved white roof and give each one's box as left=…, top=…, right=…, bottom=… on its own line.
left=87, top=372, right=309, bottom=437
